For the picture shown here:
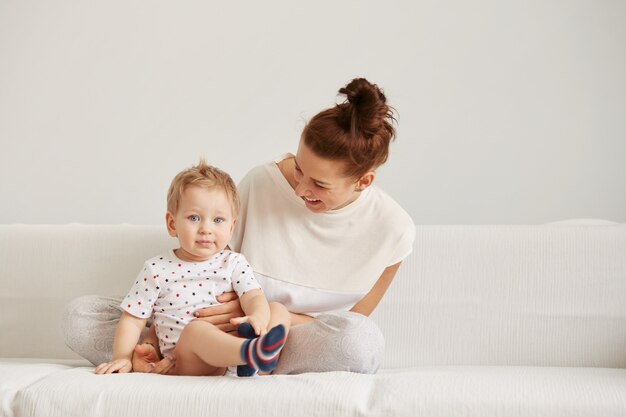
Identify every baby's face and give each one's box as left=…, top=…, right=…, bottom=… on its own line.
left=166, top=185, right=235, bottom=262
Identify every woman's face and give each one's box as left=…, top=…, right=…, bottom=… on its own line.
left=293, top=140, right=373, bottom=213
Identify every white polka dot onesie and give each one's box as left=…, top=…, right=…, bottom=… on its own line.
left=121, top=249, right=262, bottom=358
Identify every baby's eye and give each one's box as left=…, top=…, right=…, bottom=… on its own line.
left=214, top=217, right=224, bottom=224
left=188, top=215, right=200, bottom=222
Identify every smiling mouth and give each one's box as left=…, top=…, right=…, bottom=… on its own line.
left=302, top=196, right=321, bottom=203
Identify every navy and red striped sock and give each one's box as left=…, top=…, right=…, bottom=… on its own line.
left=237, top=323, right=257, bottom=377
left=240, top=324, right=286, bottom=373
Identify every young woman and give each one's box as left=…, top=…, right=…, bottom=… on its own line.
left=64, top=77, right=415, bottom=374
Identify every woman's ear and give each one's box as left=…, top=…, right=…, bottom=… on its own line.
left=166, top=212, right=177, bottom=237
left=355, top=171, right=375, bottom=192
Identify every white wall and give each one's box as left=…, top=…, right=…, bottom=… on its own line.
left=1, top=0, right=625, bottom=225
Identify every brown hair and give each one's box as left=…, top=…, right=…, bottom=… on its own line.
left=166, top=159, right=240, bottom=217
left=302, top=78, right=396, bottom=178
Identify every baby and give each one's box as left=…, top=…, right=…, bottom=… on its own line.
left=96, top=160, right=290, bottom=376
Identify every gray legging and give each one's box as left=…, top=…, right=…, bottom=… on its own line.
left=61, top=295, right=385, bottom=374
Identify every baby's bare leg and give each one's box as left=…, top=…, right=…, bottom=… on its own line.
left=268, top=302, right=291, bottom=332
left=172, top=320, right=246, bottom=376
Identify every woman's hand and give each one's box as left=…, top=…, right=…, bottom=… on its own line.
left=193, top=291, right=244, bottom=334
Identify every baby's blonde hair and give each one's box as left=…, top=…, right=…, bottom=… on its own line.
left=166, top=159, right=240, bottom=217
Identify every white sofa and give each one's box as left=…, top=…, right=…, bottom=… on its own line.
left=1, top=222, right=625, bottom=417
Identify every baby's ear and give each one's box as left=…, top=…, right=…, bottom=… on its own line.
left=165, top=212, right=177, bottom=237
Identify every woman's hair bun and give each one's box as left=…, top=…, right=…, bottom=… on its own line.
left=338, top=78, right=394, bottom=140
left=302, top=77, right=396, bottom=178
left=339, top=77, right=386, bottom=106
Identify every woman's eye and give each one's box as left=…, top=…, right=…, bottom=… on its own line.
left=189, top=215, right=200, bottom=222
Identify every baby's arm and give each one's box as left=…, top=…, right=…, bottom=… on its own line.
left=95, top=312, right=148, bottom=374
left=230, top=289, right=270, bottom=336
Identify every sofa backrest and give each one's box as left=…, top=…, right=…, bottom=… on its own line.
left=0, top=225, right=172, bottom=361
left=373, top=222, right=626, bottom=368
left=1, top=223, right=625, bottom=368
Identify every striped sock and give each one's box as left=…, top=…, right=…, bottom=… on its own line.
left=237, top=322, right=256, bottom=338
left=240, top=324, right=286, bottom=373
left=237, top=323, right=257, bottom=377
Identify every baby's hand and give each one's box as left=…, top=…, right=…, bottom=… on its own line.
left=95, top=358, right=132, bottom=375
left=230, top=315, right=268, bottom=336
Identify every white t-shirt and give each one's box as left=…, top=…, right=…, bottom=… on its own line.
left=229, top=154, right=415, bottom=315
left=121, top=250, right=261, bottom=357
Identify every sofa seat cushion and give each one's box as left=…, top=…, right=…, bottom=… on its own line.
left=6, top=364, right=626, bottom=417
left=0, top=361, right=76, bottom=417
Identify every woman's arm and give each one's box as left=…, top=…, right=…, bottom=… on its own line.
left=289, top=263, right=403, bottom=325
left=215, top=290, right=313, bottom=327
left=350, top=262, right=401, bottom=316
left=194, top=291, right=245, bottom=333
left=289, top=312, right=314, bottom=326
